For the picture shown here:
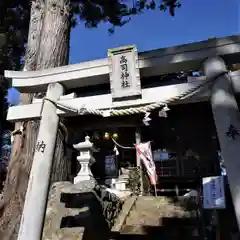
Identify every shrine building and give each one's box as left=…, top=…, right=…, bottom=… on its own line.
left=6, top=35, right=240, bottom=194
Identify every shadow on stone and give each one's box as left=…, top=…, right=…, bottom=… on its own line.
left=42, top=181, right=123, bottom=240
left=60, top=191, right=110, bottom=239
left=111, top=217, right=199, bottom=240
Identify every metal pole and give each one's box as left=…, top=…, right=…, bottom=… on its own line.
left=17, top=83, right=64, bottom=240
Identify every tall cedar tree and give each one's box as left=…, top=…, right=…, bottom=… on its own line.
left=0, top=0, right=180, bottom=239
left=0, top=1, right=29, bottom=191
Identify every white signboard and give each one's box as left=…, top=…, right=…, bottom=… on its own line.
left=153, top=150, right=169, bottom=162
left=105, top=155, right=117, bottom=177
left=202, top=176, right=226, bottom=209
left=108, top=45, right=141, bottom=100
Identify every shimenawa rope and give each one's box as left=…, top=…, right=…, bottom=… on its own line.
left=44, top=73, right=218, bottom=117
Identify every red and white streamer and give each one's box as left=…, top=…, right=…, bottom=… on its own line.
left=136, top=142, right=158, bottom=185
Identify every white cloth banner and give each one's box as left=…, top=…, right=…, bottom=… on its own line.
left=136, top=142, right=158, bottom=185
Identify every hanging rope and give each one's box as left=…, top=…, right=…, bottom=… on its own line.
left=42, top=71, right=228, bottom=118
left=11, top=71, right=228, bottom=138
left=111, top=138, right=136, bottom=150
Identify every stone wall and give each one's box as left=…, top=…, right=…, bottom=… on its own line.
left=94, top=185, right=123, bottom=229
left=42, top=180, right=123, bottom=240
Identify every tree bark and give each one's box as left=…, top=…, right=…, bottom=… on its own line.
left=0, top=1, right=44, bottom=238
left=36, top=0, right=71, bottom=183
left=0, top=0, right=71, bottom=238
left=36, top=0, right=71, bottom=70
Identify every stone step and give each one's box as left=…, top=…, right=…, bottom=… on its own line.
left=125, top=214, right=198, bottom=228
left=113, top=236, right=200, bottom=240
left=118, top=225, right=199, bottom=239
left=119, top=196, right=199, bottom=239
left=127, top=197, right=196, bottom=225
left=112, top=233, right=201, bottom=240
left=121, top=224, right=199, bottom=234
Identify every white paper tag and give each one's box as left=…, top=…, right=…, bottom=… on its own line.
left=103, top=110, right=111, bottom=117
left=159, top=111, right=167, bottom=118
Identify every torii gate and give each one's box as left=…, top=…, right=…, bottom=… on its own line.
left=4, top=36, right=240, bottom=239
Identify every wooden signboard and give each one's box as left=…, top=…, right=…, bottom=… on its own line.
left=108, top=45, right=141, bottom=100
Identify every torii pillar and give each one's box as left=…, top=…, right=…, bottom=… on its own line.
left=203, top=57, right=240, bottom=231
left=17, top=83, right=64, bottom=240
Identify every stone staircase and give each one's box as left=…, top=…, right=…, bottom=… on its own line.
left=113, top=196, right=200, bottom=239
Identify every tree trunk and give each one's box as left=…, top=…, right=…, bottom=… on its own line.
left=36, top=0, right=70, bottom=70
left=36, top=0, right=71, bottom=183
left=0, top=1, right=44, bottom=238
left=0, top=0, right=71, bottom=238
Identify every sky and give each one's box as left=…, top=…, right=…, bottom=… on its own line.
left=8, top=0, right=239, bottom=105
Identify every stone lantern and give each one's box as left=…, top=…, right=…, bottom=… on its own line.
left=73, top=136, right=97, bottom=184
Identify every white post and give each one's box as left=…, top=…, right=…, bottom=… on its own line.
left=73, top=136, right=96, bottom=184
left=203, top=57, right=240, bottom=231
left=17, top=83, right=64, bottom=240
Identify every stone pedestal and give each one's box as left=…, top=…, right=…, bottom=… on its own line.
left=111, top=168, right=130, bottom=192
left=73, top=136, right=97, bottom=184
left=114, top=180, right=128, bottom=191
left=42, top=181, right=108, bottom=240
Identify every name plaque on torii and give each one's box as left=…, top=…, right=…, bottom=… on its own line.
left=108, top=45, right=142, bottom=101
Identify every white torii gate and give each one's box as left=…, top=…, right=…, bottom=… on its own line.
left=4, top=35, right=240, bottom=239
